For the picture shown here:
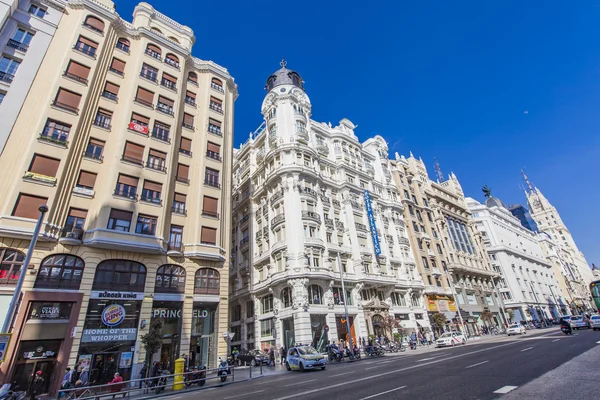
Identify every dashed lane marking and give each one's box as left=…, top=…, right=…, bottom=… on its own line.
left=552, top=339, right=560, bottom=343
left=493, top=386, right=518, bottom=394
left=465, top=360, right=489, bottom=369
left=359, top=385, right=407, bottom=400
left=285, top=379, right=316, bottom=387
left=416, top=357, right=439, bottom=362
left=223, top=390, right=265, bottom=399
left=521, top=347, right=534, bottom=352
left=330, top=371, right=356, bottom=377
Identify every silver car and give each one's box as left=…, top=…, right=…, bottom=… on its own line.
left=590, top=315, right=600, bottom=331
left=570, top=315, right=590, bottom=330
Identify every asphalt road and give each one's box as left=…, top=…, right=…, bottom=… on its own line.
left=168, top=328, right=600, bottom=400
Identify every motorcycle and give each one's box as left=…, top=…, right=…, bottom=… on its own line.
left=409, top=340, right=417, bottom=350
left=560, top=325, right=573, bottom=335
left=154, top=370, right=169, bottom=394
left=328, top=345, right=343, bottom=362
left=218, top=358, right=231, bottom=382
left=184, top=366, right=207, bottom=387
left=0, top=391, right=26, bottom=400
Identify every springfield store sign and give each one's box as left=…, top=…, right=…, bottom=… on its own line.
left=81, top=304, right=137, bottom=343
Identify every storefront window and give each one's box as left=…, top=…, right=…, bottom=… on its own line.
left=92, top=259, right=147, bottom=292
left=34, top=254, right=84, bottom=290
left=310, top=314, right=327, bottom=352
left=155, top=264, right=186, bottom=293
left=28, top=301, right=73, bottom=320
left=260, top=319, right=273, bottom=337
left=332, top=287, right=352, bottom=305
left=0, top=248, right=25, bottom=287
left=151, top=301, right=183, bottom=370
left=190, top=303, right=217, bottom=368
left=335, top=316, right=356, bottom=345
left=194, top=268, right=220, bottom=295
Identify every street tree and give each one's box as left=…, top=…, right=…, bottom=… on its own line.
left=481, top=309, right=494, bottom=331
left=379, top=316, right=401, bottom=338
left=141, top=318, right=164, bottom=377
left=506, top=309, right=515, bottom=323
left=431, top=312, right=448, bottom=334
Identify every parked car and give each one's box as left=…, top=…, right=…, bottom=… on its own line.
left=285, top=346, right=326, bottom=371
left=436, top=331, right=466, bottom=347
left=238, top=349, right=269, bottom=366
left=506, top=323, right=526, bottom=336
left=570, top=315, right=591, bottom=330
left=590, top=315, right=600, bottom=331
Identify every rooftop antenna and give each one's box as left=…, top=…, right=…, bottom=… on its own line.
left=521, top=169, right=534, bottom=192
left=434, top=157, right=444, bottom=183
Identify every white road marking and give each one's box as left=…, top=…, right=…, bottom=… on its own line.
left=417, top=357, right=438, bottom=362
left=364, top=360, right=395, bottom=370
left=493, top=385, right=518, bottom=394
left=258, top=376, right=293, bottom=384
left=465, top=360, right=489, bottom=369
left=330, top=371, right=356, bottom=377
left=521, top=347, right=534, bottom=352
left=552, top=339, right=561, bottom=343
left=223, top=390, right=264, bottom=399
left=359, top=386, right=407, bottom=400
left=272, top=340, right=527, bottom=400
left=285, top=379, right=316, bottom=387
left=597, top=341, right=600, bottom=344
left=573, top=333, right=579, bottom=336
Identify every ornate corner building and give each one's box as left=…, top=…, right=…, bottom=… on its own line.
left=0, top=0, right=236, bottom=395
left=229, top=62, right=430, bottom=353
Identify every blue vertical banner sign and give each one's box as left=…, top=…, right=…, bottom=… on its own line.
left=363, top=190, right=381, bottom=255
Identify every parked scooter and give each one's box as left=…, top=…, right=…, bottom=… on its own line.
left=184, top=365, right=207, bottom=387
left=328, top=344, right=343, bottom=362
left=560, top=325, right=573, bottom=335
left=218, top=358, right=231, bottom=382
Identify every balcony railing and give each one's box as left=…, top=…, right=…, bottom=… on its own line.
left=187, top=78, right=198, bottom=86
left=134, top=97, right=154, bottom=108
left=172, top=205, right=187, bottom=215
left=63, top=72, right=88, bottom=84
left=164, top=58, right=180, bottom=69
left=73, top=44, right=96, bottom=58
left=121, top=155, right=143, bottom=166
left=185, top=97, right=196, bottom=107
left=52, top=100, right=78, bottom=114
left=0, top=71, right=14, bottom=83
left=108, top=67, right=124, bottom=76
left=211, top=82, right=224, bottom=92
left=146, top=161, right=167, bottom=172
left=209, top=103, right=223, bottom=113
left=300, top=187, right=317, bottom=199
left=6, top=39, right=29, bottom=52
left=101, top=91, right=118, bottom=101
left=140, top=194, right=162, bottom=205
left=182, top=122, right=194, bottom=130
left=39, top=131, right=68, bottom=147
left=240, top=237, right=249, bottom=246
left=140, top=71, right=157, bottom=82
left=176, top=176, right=190, bottom=184
left=332, top=199, right=340, bottom=207
left=302, top=210, right=321, bottom=223
left=179, top=148, right=192, bottom=156
left=355, top=223, right=368, bottom=232
left=83, top=151, right=103, bottom=161
left=204, top=179, right=220, bottom=189
left=270, top=191, right=284, bottom=203
left=324, top=218, right=334, bottom=227
left=156, top=103, right=174, bottom=115
left=206, top=151, right=222, bottom=161
left=114, top=188, right=137, bottom=200
left=145, top=49, right=162, bottom=60
left=271, top=214, right=285, bottom=225
left=202, top=209, right=219, bottom=218
left=151, top=131, right=170, bottom=143
left=93, top=118, right=111, bottom=130
left=115, top=42, right=130, bottom=53
left=350, top=200, right=362, bottom=210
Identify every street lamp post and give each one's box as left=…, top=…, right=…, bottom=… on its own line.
left=337, top=252, right=355, bottom=358
left=2, top=205, right=48, bottom=333
left=222, top=331, right=235, bottom=359
left=447, top=272, right=467, bottom=335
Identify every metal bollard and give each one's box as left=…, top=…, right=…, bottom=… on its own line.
left=260, top=361, right=263, bottom=375
left=249, top=364, right=252, bottom=380
left=232, top=366, right=235, bottom=382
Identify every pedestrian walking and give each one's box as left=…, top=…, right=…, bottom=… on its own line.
left=139, top=361, right=148, bottom=389
left=268, top=347, right=275, bottom=366
left=280, top=346, right=286, bottom=365
left=109, top=372, right=125, bottom=399
left=79, top=368, right=89, bottom=386
left=57, top=367, right=73, bottom=398
left=28, top=371, right=45, bottom=400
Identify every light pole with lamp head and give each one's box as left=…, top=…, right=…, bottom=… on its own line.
left=222, top=331, right=235, bottom=361
left=2, top=204, right=48, bottom=333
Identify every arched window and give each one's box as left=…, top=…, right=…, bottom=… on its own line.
left=194, top=268, right=220, bottom=295
left=92, top=259, right=147, bottom=292
left=165, top=53, right=179, bottom=68
left=411, top=293, right=421, bottom=307
left=168, top=36, right=180, bottom=43
left=151, top=27, right=163, bottom=34
left=0, top=248, right=25, bottom=287
left=145, top=43, right=161, bottom=59
left=116, top=38, right=130, bottom=53
left=155, top=264, right=186, bottom=293
left=211, top=78, right=223, bottom=92
left=187, top=72, right=198, bottom=85
left=281, top=287, right=292, bottom=308
left=308, top=284, right=323, bottom=305
left=261, top=294, right=273, bottom=313
left=35, top=254, right=84, bottom=290
left=84, top=15, right=105, bottom=33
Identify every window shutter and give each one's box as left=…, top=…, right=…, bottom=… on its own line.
left=136, top=87, right=154, bottom=103
left=174, top=193, right=186, bottom=203
left=201, top=227, right=217, bottom=244
left=203, top=196, right=218, bottom=213
left=183, top=113, right=194, bottom=125
left=131, top=113, right=149, bottom=125
left=186, top=90, right=196, bottom=99
left=210, top=96, right=222, bottom=105
left=158, top=96, right=174, bottom=107
left=85, top=16, right=105, bottom=31
left=166, top=54, right=178, bottom=63
left=109, top=209, right=132, bottom=221
left=163, top=73, right=177, bottom=83
left=118, top=174, right=139, bottom=187
left=29, top=155, right=60, bottom=177
left=78, top=36, right=98, bottom=49
left=55, top=88, right=82, bottom=109
left=147, top=44, right=161, bottom=54
left=188, top=72, right=197, bottom=83
left=89, top=138, right=105, bottom=147
left=207, top=142, right=220, bottom=154
left=69, top=208, right=88, bottom=219
left=118, top=38, right=130, bottom=47
left=144, top=180, right=162, bottom=192
left=180, top=137, right=192, bottom=152
left=105, top=81, right=119, bottom=95
left=12, top=194, right=48, bottom=219
left=148, top=149, right=166, bottom=159
left=123, top=142, right=145, bottom=160
left=66, top=61, right=90, bottom=79
left=177, top=164, right=189, bottom=180
left=209, top=118, right=221, bottom=128
left=78, top=171, right=97, bottom=188
left=110, top=58, right=126, bottom=73
left=211, top=78, right=223, bottom=85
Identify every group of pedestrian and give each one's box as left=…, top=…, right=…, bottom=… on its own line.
left=56, top=364, right=90, bottom=399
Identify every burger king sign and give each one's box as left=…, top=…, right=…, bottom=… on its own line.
left=101, top=304, right=126, bottom=327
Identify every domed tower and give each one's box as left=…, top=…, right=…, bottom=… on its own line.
left=261, top=60, right=312, bottom=149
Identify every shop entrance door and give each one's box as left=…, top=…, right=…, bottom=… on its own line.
left=90, top=353, right=119, bottom=385
left=11, top=360, right=55, bottom=394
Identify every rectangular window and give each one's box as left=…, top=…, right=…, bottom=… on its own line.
left=135, top=214, right=157, bottom=235
left=206, top=142, right=221, bottom=161
left=169, top=225, right=183, bottom=250
left=202, top=196, right=219, bottom=218
left=201, top=226, right=217, bottom=245
left=156, top=95, right=174, bottom=115
left=182, top=113, right=194, bottom=129
left=53, top=88, right=81, bottom=113
left=93, top=108, right=112, bottom=129
left=102, top=81, right=119, bottom=101
left=29, top=4, right=47, bottom=17
left=179, top=137, right=192, bottom=155
left=161, top=72, right=177, bottom=90
left=84, top=138, right=104, bottom=161
left=141, top=180, right=162, bottom=204
left=109, top=57, right=125, bottom=75
left=64, top=207, right=87, bottom=233
left=65, top=60, right=90, bottom=83
left=185, top=90, right=196, bottom=106
left=76, top=171, right=97, bottom=190
left=208, top=118, right=221, bottom=135
left=107, top=209, right=132, bottom=232
left=176, top=164, right=189, bottom=183
left=122, top=141, right=145, bottom=165
left=141, top=63, right=158, bottom=81
left=129, top=112, right=149, bottom=134
left=147, top=149, right=166, bottom=171
left=173, top=193, right=186, bottom=215
left=152, top=121, right=170, bottom=142
left=260, top=319, right=273, bottom=337
left=205, top=168, right=220, bottom=188
left=28, top=154, right=60, bottom=178
left=12, top=194, right=48, bottom=219
left=115, top=174, right=138, bottom=199
left=74, top=35, right=97, bottom=57
left=41, top=119, right=70, bottom=144
left=135, top=86, right=154, bottom=108
left=209, top=96, right=223, bottom=113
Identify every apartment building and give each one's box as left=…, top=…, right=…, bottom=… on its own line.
left=467, top=195, right=567, bottom=322
left=0, top=0, right=67, bottom=154
left=0, top=1, right=236, bottom=395
left=229, top=62, right=429, bottom=353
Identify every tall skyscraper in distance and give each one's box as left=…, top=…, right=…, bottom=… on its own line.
left=508, top=204, right=539, bottom=233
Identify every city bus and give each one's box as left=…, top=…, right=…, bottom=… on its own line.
left=590, top=280, right=600, bottom=311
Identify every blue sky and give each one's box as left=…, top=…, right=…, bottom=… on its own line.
left=117, top=0, right=599, bottom=266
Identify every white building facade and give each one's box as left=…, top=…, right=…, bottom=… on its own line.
left=0, top=0, right=67, bottom=154
left=468, top=196, right=567, bottom=322
left=229, top=62, right=429, bottom=353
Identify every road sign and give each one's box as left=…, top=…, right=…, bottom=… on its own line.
left=0, top=333, right=12, bottom=363
left=324, top=325, right=329, bottom=333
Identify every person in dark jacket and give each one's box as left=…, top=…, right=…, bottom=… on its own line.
left=280, top=346, right=286, bottom=365
left=28, top=371, right=45, bottom=400
left=138, top=362, right=148, bottom=389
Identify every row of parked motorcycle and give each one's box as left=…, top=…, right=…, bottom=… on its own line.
left=327, top=339, right=418, bottom=362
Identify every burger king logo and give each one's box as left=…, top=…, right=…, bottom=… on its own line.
left=101, top=304, right=126, bottom=327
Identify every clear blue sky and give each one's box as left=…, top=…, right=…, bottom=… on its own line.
left=117, top=0, right=599, bottom=266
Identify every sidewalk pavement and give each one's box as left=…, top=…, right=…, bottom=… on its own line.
left=500, top=342, right=600, bottom=399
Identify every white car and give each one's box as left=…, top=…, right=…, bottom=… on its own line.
left=436, top=331, right=466, bottom=347
left=590, top=315, right=600, bottom=331
left=506, top=323, right=526, bottom=336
